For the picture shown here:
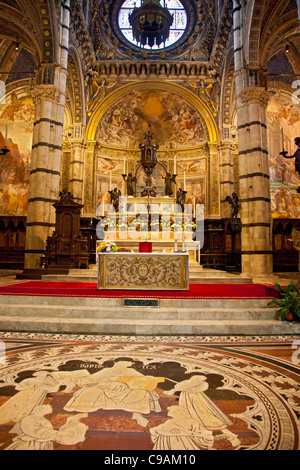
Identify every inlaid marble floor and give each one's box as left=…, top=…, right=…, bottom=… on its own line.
left=0, top=332, right=299, bottom=452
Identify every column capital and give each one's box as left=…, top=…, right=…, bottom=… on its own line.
left=218, top=140, right=236, bottom=151
left=85, top=140, right=98, bottom=152
left=30, top=85, right=62, bottom=105
left=239, top=87, right=271, bottom=107
left=207, top=141, right=219, bottom=153
left=70, top=139, right=86, bottom=150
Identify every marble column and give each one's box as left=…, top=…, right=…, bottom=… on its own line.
left=24, top=1, right=70, bottom=269
left=233, top=0, right=272, bottom=276
left=70, top=139, right=85, bottom=203
left=236, top=87, right=273, bottom=276
left=219, top=140, right=235, bottom=218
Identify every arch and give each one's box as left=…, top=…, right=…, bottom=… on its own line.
left=86, top=81, right=219, bottom=144
left=66, top=50, right=86, bottom=126
left=219, top=50, right=235, bottom=139
left=244, top=0, right=297, bottom=68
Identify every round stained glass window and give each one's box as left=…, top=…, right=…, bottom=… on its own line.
left=118, top=0, right=187, bottom=50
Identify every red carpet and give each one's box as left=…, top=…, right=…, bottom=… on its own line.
left=0, top=281, right=278, bottom=299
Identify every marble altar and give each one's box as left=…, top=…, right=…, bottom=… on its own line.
left=97, top=252, right=189, bottom=290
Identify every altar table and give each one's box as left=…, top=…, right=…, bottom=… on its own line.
left=97, top=252, right=189, bottom=290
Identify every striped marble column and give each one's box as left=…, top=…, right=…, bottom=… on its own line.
left=237, top=87, right=273, bottom=276
left=233, top=0, right=272, bottom=276
left=70, top=139, right=85, bottom=203
left=24, top=1, right=70, bottom=269
left=219, top=140, right=235, bottom=218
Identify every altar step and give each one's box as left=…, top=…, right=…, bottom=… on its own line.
left=40, top=262, right=253, bottom=284
left=0, top=294, right=299, bottom=336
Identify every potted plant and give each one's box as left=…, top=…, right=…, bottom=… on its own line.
left=267, top=281, right=300, bottom=321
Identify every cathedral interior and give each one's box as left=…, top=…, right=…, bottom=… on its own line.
left=0, top=0, right=299, bottom=276
left=0, top=0, right=299, bottom=453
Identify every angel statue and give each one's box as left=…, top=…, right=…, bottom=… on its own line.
left=162, top=172, right=176, bottom=197
left=109, top=187, right=121, bottom=212
left=187, top=80, right=219, bottom=113
left=280, top=137, right=300, bottom=192
left=122, top=173, right=136, bottom=196
left=87, top=79, right=118, bottom=114
left=225, top=192, right=240, bottom=219
left=176, top=188, right=187, bottom=210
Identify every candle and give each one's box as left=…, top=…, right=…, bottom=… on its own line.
left=184, top=171, right=186, bottom=191
left=109, top=171, right=112, bottom=190
left=5, top=123, right=7, bottom=147
left=281, top=128, right=284, bottom=151
left=182, top=233, right=185, bottom=252
left=174, top=155, right=176, bottom=173
left=123, top=157, right=126, bottom=174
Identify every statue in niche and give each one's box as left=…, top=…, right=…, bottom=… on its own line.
left=225, top=193, right=240, bottom=219
left=122, top=173, right=136, bottom=196
left=109, top=187, right=121, bottom=212
left=176, top=188, right=187, bottom=210
left=280, top=137, right=300, bottom=192
left=162, top=172, right=176, bottom=197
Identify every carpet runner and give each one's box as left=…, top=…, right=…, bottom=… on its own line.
left=0, top=281, right=279, bottom=299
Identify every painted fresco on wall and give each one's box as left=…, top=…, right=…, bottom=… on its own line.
left=0, top=93, right=34, bottom=216
left=267, top=95, right=300, bottom=218
left=96, top=90, right=208, bottom=148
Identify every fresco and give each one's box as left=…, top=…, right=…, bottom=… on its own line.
left=267, top=95, right=300, bottom=219
left=96, top=90, right=208, bottom=148
left=0, top=93, right=34, bottom=216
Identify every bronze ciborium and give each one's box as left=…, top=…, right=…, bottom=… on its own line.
left=139, top=122, right=159, bottom=197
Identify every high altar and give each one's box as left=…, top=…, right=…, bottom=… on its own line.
left=96, top=123, right=198, bottom=290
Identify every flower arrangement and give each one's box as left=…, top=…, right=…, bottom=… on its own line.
left=97, top=242, right=118, bottom=253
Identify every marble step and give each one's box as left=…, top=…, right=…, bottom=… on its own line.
left=0, top=303, right=279, bottom=320
left=40, top=267, right=252, bottom=284
left=0, top=314, right=299, bottom=336
left=0, top=294, right=271, bottom=308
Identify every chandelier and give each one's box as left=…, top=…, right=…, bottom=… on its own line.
left=129, top=0, right=173, bottom=48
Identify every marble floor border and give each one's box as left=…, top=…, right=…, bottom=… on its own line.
left=0, top=331, right=299, bottom=343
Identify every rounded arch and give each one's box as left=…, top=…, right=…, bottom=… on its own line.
left=86, top=81, right=219, bottom=144
left=219, top=49, right=235, bottom=139
left=244, top=0, right=297, bottom=68
left=66, top=48, right=87, bottom=126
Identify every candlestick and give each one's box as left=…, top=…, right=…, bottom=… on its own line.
left=174, top=232, right=178, bottom=252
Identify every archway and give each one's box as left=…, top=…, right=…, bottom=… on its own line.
left=82, top=81, right=219, bottom=217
